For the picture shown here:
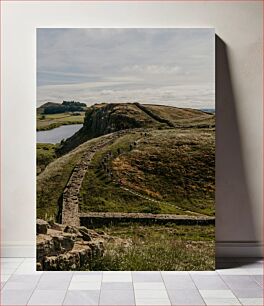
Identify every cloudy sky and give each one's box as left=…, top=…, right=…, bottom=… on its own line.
left=37, top=28, right=214, bottom=109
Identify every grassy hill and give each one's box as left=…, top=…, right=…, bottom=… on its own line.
left=79, top=128, right=215, bottom=216
left=37, top=103, right=215, bottom=220
left=57, top=102, right=214, bottom=155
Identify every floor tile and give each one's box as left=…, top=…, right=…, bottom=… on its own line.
left=132, top=271, right=162, bottom=282
left=8, top=274, right=41, bottom=283
left=163, top=275, right=196, bottom=289
left=136, top=298, right=171, bottom=305
left=99, top=289, right=135, bottom=305
left=63, top=290, right=100, bottom=305
left=135, top=289, right=169, bottom=299
left=245, top=268, right=263, bottom=275
left=189, top=271, right=218, bottom=276
left=37, top=272, right=72, bottom=290
left=203, top=297, right=241, bottom=305
left=217, top=268, right=249, bottom=275
left=191, top=275, right=228, bottom=290
left=71, top=274, right=102, bottom=282
left=28, top=289, right=66, bottom=305
left=239, top=298, right=264, bottom=305
left=167, top=289, right=205, bottom=305
left=74, top=271, right=103, bottom=275
left=161, top=271, right=189, bottom=275
left=14, top=262, right=42, bottom=275
left=134, top=282, right=166, bottom=290
left=102, top=272, right=132, bottom=282
left=221, top=275, right=261, bottom=290
left=231, top=287, right=263, bottom=298
left=1, top=288, right=33, bottom=305
left=1, top=267, right=18, bottom=274
left=101, top=281, right=133, bottom=290
left=199, top=289, right=237, bottom=299
left=252, top=275, right=263, bottom=287
left=1, top=262, right=21, bottom=269
left=3, top=280, right=38, bottom=291
left=69, top=281, right=101, bottom=290
left=1, top=275, right=11, bottom=282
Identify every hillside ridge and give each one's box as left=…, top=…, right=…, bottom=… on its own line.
left=57, top=102, right=213, bottom=155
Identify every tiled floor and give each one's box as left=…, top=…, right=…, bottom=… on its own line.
left=0, top=258, right=263, bottom=305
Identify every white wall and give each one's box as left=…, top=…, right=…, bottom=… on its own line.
left=1, top=1, right=262, bottom=257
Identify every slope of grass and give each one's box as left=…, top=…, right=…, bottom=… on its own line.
left=80, top=128, right=215, bottom=216
left=145, top=104, right=215, bottom=127
left=37, top=143, right=58, bottom=175
left=37, top=135, right=110, bottom=220
left=89, top=223, right=215, bottom=271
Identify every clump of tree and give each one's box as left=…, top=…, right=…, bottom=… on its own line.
left=43, top=101, right=86, bottom=114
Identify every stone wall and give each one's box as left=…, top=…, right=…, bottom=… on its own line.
left=36, top=219, right=108, bottom=271
left=80, top=212, right=215, bottom=228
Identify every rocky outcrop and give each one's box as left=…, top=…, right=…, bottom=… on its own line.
left=57, top=103, right=156, bottom=155
left=36, top=219, right=109, bottom=271
left=37, top=219, right=50, bottom=234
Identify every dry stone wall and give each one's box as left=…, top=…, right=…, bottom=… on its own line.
left=61, top=133, right=122, bottom=227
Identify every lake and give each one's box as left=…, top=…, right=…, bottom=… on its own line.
left=37, top=124, right=83, bottom=144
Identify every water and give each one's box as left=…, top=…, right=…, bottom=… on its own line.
left=37, top=124, right=83, bottom=144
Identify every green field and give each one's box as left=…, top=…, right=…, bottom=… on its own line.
left=37, top=143, right=58, bottom=175
left=88, top=223, right=215, bottom=271
left=37, top=112, right=85, bottom=131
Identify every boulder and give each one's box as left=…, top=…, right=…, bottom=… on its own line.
left=48, top=220, right=63, bottom=231
left=37, top=219, right=49, bottom=234
left=64, top=225, right=79, bottom=235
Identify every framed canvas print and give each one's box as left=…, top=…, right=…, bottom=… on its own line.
left=36, top=28, right=215, bottom=271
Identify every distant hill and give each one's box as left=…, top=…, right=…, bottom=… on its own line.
left=37, top=101, right=87, bottom=114
left=37, top=102, right=61, bottom=114
left=57, top=102, right=215, bottom=155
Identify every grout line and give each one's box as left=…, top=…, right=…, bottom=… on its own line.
left=160, top=270, right=172, bottom=306
left=5, top=258, right=27, bottom=276
left=131, top=272, right=137, bottom=306
left=61, top=272, right=74, bottom=306
left=189, top=271, right=208, bottom=305
left=249, top=274, right=263, bottom=289
left=98, top=271, right=104, bottom=306
left=217, top=273, right=244, bottom=305
left=25, top=264, right=44, bottom=305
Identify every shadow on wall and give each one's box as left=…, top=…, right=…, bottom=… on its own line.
left=215, top=35, right=259, bottom=267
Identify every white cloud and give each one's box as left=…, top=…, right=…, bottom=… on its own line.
left=37, top=28, right=215, bottom=108
left=122, top=64, right=181, bottom=74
